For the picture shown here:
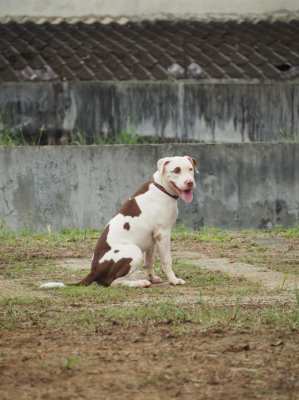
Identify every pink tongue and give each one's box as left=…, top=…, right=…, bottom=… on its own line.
left=180, top=190, right=193, bottom=203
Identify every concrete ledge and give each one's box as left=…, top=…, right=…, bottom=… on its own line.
left=0, top=143, right=298, bottom=231
left=1, top=82, right=299, bottom=143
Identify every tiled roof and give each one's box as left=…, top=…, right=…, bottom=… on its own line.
left=0, top=19, right=299, bottom=82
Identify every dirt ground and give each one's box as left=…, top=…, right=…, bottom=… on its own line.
left=0, top=228, right=299, bottom=400
left=1, top=326, right=299, bottom=400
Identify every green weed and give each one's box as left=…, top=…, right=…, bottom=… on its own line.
left=0, top=126, right=27, bottom=146
left=63, top=355, right=81, bottom=370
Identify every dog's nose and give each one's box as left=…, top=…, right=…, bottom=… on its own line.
left=186, top=180, right=194, bottom=189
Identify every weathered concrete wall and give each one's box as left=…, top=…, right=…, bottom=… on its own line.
left=0, top=0, right=298, bottom=18
left=1, top=82, right=299, bottom=143
left=0, top=144, right=298, bottom=231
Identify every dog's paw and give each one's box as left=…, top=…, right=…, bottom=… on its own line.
left=149, top=274, right=163, bottom=284
left=139, top=279, right=152, bottom=287
left=127, top=279, right=152, bottom=288
left=169, top=277, right=186, bottom=285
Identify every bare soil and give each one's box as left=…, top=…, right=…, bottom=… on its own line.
left=1, top=229, right=299, bottom=399
left=1, top=326, right=299, bottom=400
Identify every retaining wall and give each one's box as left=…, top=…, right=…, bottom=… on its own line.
left=1, top=82, right=299, bottom=143
left=0, top=144, right=298, bottom=231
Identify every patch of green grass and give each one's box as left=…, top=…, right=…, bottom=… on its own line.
left=172, top=224, right=299, bottom=245
left=0, top=226, right=99, bottom=244
left=0, top=296, right=50, bottom=307
left=0, top=127, right=28, bottom=146
left=63, top=355, right=81, bottom=370
left=174, top=261, right=232, bottom=287
left=97, top=302, right=193, bottom=326
left=1, top=292, right=298, bottom=333
left=0, top=298, right=51, bottom=330
left=56, top=285, right=133, bottom=304
left=69, top=129, right=141, bottom=145
left=172, top=260, right=261, bottom=295
left=171, top=224, right=197, bottom=240
left=261, top=260, right=299, bottom=276
left=1, top=260, right=67, bottom=280
left=197, top=227, right=234, bottom=242
left=270, top=225, right=299, bottom=238
left=0, top=116, right=45, bottom=146
left=172, top=225, right=233, bottom=243
left=48, top=302, right=299, bottom=332
left=259, top=306, right=299, bottom=330
left=0, top=227, right=99, bottom=265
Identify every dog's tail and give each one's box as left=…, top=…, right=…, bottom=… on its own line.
left=39, top=272, right=96, bottom=289
left=39, top=282, right=66, bottom=289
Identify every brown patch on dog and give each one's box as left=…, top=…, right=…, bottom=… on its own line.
left=79, top=225, right=111, bottom=285
left=133, top=180, right=153, bottom=197
left=123, top=222, right=130, bottom=230
left=92, top=257, right=132, bottom=287
left=92, top=225, right=110, bottom=267
left=185, top=155, right=197, bottom=168
left=119, top=198, right=141, bottom=217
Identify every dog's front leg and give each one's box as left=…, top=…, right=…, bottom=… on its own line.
left=156, top=230, right=185, bottom=285
left=144, top=245, right=162, bottom=284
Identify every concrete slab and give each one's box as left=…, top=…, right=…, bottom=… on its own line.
left=187, top=257, right=299, bottom=291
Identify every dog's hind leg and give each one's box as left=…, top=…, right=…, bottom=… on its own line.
left=109, top=244, right=151, bottom=288
left=111, top=275, right=151, bottom=288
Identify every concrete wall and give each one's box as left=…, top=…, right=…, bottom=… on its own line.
left=1, top=82, right=299, bottom=143
left=0, top=0, right=298, bottom=18
left=1, top=144, right=298, bottom=232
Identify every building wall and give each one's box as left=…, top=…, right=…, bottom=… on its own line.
left=1, top=144, right=298, bottom=231
left=1, top=82, right=298, bottom=143
left=0, top=0, right=298, bottom=18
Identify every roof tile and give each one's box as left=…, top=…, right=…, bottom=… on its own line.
left=0, top=19, right=299, bottom=81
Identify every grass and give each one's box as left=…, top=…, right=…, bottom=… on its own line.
left=0, top=122, right=163, bottom=146
left=272, top=225, right=299, bottom=238
left=172, top=225, right=234, bottom=242
left=0, top=226, right=299, bottom=334
left=0, top=127, right=28, bottom=146
left=0, top=115, right=143, bottom=146
left=55, top=285, right=134, bottom=304
left=69, top=129, right=145, bottom=145
left=63, top=355, right=81, bottom=371
left=0, top=120, right=203, bottom=146
left=1, top=294, right=298, bottom=332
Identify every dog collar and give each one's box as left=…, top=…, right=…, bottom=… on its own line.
left=153, top=182, right=179, bottom=200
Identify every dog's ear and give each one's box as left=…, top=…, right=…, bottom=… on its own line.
left=157, top=157, right=171, bottom=175
left=184, top=155, right=197, bottom=168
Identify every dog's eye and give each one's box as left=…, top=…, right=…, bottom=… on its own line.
left=173, top=167, right=181, bottom=174
left=189, top=168, right=193, bottom=171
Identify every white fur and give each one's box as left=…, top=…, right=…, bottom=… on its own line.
left=39, top=282, right=66, bottom=289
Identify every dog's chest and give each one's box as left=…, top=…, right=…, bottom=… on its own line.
left=135, top=200, right=176, bottom=248
left=108, top=190, right=177, bottom=251
left=137, top=191, right=178, bottom=227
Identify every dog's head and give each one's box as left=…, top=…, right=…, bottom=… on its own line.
left=157, top=156, right=197, bottom=203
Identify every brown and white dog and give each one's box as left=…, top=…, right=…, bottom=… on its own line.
left=40, top=155, right=197, bottom=289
